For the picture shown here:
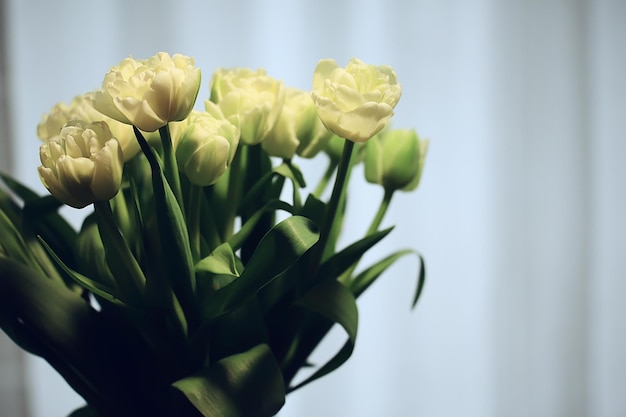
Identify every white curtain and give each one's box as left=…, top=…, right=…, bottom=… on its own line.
left=2, top=1, right=625, bottom=416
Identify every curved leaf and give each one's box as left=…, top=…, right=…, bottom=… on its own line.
left=38, top=237, right=127, bottom=307
left=227, top=199, right=293, bottom=252
left=201, top=216, right=319, bottom=321
left=317, top=226, right=394, bottom=283
left=195, top=242, right=240, bottom=276
left=0, top=257, right=131, bottom=412
left=289, top=279, right=358, bottom=391
left=171, top=344, right=285, bottom=417
left=350, top=249, right=426, bottom=308
left=135, top=127, right=195, bottom=332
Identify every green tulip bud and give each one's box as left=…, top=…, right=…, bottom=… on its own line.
left=38, top=121, right=124, bottom=208
left=175, top=106, right=240, bottom=186
left=311, top=58, right=402, bottom=143
left=364, top=129, right=429, bottom=192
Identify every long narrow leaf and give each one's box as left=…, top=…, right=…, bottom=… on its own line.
left=317, top=226, right=394, bottom=283
left=38, top=238, right=127, bottom=307
left=227, top=199, right=293, bottom=251
left=352, top=250, right=426, bottom=308
left=200, top=216, right=319, bottom=321
left=289, top=279, right=358, bottom=391
left=134, top=127, right=196, bottom=329
left=171, top=344, right=285, bottom=417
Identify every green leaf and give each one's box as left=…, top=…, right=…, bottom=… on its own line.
left=201, top=216, right=319, bottom=321
left=0, top=209, right=39, bottom=268
left=317, top=226, right=394, bottom=283
left=350, top=249, right=425, bottom=308
left=413, top=253, right=426, bottom=308
left=227, top=199, right=293, bottom=251
left=1, top=173, right=77, bottom=263
left=93, top=201, right=145, bottom=304
left=297, top=194, right=326, bottom=226
left=171, top=344, right=285, bottom=417
left=0, top=257, right=132, bottom=412
left=38, top=238, right=127, bottom=307
left=0, top=172, right=46, bottom=202
left=290, top=279, right=358, bottom=391
left=67, top=405, right=98, bottom=417
left=134, top=127, right=196, bottom=330
left=274, top=161, right=306, bottom=209
left=195, top=242, right=241, bottom=276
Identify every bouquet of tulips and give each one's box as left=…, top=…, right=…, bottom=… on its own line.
left=0, top=52, right=427, bottom=417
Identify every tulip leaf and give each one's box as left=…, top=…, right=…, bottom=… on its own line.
left=317, top=226, right=394, bottom=283
left=227, top=199, right=293, bottom=251
left=67, top=405, right=98, bottom=417
left=134, top=127, right=196, bottom=329
left=0, top=209, right=39, bottom=268
left=171, top=344, right=285, bottom=417
left=200, top=216, right=319, bottom=321
left=38, top=237, right=127, bottom=307
left=350, top=249, right=426, bottom=308
left=0, top=257, right=132, bottom=412
left=239, top=161, right=305, bottom=212
left=1, top=173, right=76, bottom=261
left=274, top=161, right=306, bottom=209
left=94, top=201, right=145, bottom=304
left=195, top=242, right=240, bottom=277
left=289, top=278, right=358, bottom=391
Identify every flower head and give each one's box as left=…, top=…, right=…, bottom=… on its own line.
left=209, top=67, right=284, bottom=145
left=175, top=103, right=240, bottom=186
left=92, top=52, right=201, bottom=132
left=311, top=58, right=401, bottom=143
left=38, top=121, right=124, bottom=208
left=38, top=94, right=142, bottom=161
left=263, top=87, right=333, bottom=159
left=364, top=128, right=429, bottom=192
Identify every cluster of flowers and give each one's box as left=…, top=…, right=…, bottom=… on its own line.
left=5, top=52, right=429, bottom=416
left=36, top=52, right=428, bottom=209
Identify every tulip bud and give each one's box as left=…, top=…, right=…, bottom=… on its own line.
left=38, top=121, right=124, bottom=208
left=38, top=94, right=142, bottom=161
left=364, top=129, right=429, bottom=192
left=92, top=52, right=201, bottom=132
left=175, top=105, right=240, bottom=186
left=263, top=87, right=333, bottom=159
left=209, top=67, right=285, bottom=145
left=311, top=58, right=401, bottom=143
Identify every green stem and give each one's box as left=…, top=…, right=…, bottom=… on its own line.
left=223, top=145, right=245, bottom=239
left=313, top=158, right=338, bottom=199
left=367, top=188, right=394, bottom=236
left=339, top=188, right=394, bottom=284
left=111, top=179, right=131, bottom=239
left=159, top=124, right=183, bottom=209
left=187, top=184, right=203, bottom=262
left=315, top=140, right=355, bottom=265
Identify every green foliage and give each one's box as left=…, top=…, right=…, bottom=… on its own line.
left=0, top=119, right=426, bottom=416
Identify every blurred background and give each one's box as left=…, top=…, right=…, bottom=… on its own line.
left=0, top=0, right=625, bottom=416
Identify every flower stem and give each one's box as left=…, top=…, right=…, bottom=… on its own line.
left=159, top=124, right=183, bottom=209
left=313, top=159, right=338, bottom=199
left=187, top=184, right=203, bottom=261
left=367, top=188, right=394, bottom=236
left=223, top=145, right=245, bottom=239
left=315, top=140, right=355, bottom=264
left=339, top=188, right=394, bottom=284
